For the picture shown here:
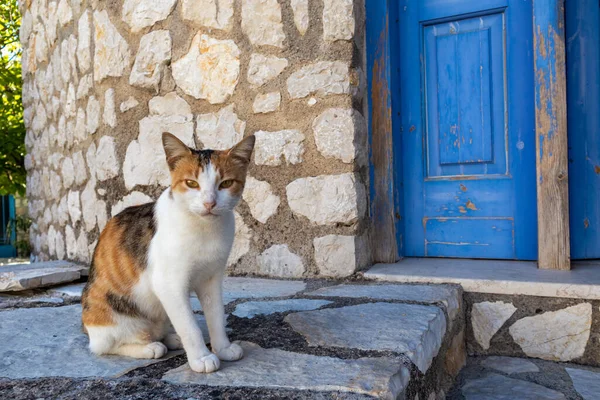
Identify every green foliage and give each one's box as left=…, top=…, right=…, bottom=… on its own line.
left=0, top=0, right=25, bottom=196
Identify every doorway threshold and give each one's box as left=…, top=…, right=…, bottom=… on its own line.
left=364, top=258, right=600, bottom=300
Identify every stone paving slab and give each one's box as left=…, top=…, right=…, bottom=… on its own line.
left=481, top=356, right=540, bottom=374
left=48, top=282, right=87, bottom=299
left=232, top=299, right=332, bottom=318
left=163, top=341, right=410, bottom=400
left=0, top=305, right=211, bottom=379
left=461, top=373, right=566, bottom=399
left=566, top=368, right=600, bottom=400
left=307, top=283, right=461, bottom=321
left=189, top=278, right=306, bottom=312
left=0, top=262, right=88, bottom=292
left=285, top=302, right=446, bottom=373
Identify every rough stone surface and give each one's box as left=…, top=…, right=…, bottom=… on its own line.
left=509, top=303, right=592, bottom=362
left=445, top=330, right=466, bottom=378
left=120, top=96, right=139, bottom=112
left=461, top=373, right=566, bottom=400
left=122, top=0, right=177, bottom=32
left=181, top=0, right=233, bottom=31
left=77, top=11, right=91, bottom=73
left=224, top=277, right=305, bottom=299
left=322, top=0, right=355, bottom=42
left=285, top=302, right=447, bottom=372
left=227, top=211, right=252, bottom=266
left=57, top=0, right=73, bottom=26
left=233, top=299, right=332, bottom=318
left=95, top=136, right=120, bottom=181
left=86, top=95, right=101, bottom=134
left=286, top=173, right=364, bottom=225
left=0, top=305, right=207, bottom=378
left=129, top=30, right=172, bottom=92
left=163, top=341, right=409, bottom=399
left=196, top=104, right=245, bottom=150
left=67, top=191, right=81, bottom=225
left=307, top=283, right=461, bottom=322
left=287, top=61, right=350, bottom=99
left=481, top=356, right=540, bottom=374
left=111, top=191, right=154, bottom=217
left=257, top=244, right=305, bottom=278
left=76, top=74, right=93, bottom=99
left=241, top=0, right=286, bottom=48
left=172, top=33, right=240, bottom=104
left=290, top=0, right=309, bottom=35
left=123, top=93, right=194, bottom=189
left=565, top=368, right=600, bottom=400
left=313, top=108, right=363, bottom=163
left=48, top=282, right=87, bottom=299
left=93, top=10, right=130, bottom=82
left=247, top=53, right=288, bottom=87
left=471, top=301, right=517, bottom=350
left=103, top=88, right=117, bottom=127
left=242, top=177, right=280, bottom=223
left=313, top=235, right=356, bottom=278
left=253, top=92, right=281, bottom=114
left=0, top=262, right=87, bottom=292
left=254, top=130, right=305, bottom=166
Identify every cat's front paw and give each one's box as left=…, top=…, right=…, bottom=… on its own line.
left=189, top=354, right=221, bottom=373
left=214, top=342, right=244, bottom=361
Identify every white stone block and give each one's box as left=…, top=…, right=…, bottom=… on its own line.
left=227, top=211, right=252, bottom=266
left=93, top=10, right=130, bottom=82
left=471, top=301, right=517, bottom=350
left=243, top=177, right=280, bottom=223
left=257, top=244, right=305, bottom=278
left=181, top=0, right=233, bottom=31
left=122, top=0, right=177, bottom=32
left=172, top=33, right=240, bottom=104
left=196, top=104, right=245, bottom=150
left=130, top=30, right=172, bottom=92
left=95, top=136, right=120, bottom=181
left=291, top=0, right=309, bottom=35
left=313, top=235, right=356, bottom=278
left=241, top=0, right=286, bottom=48
left=313, top=108, right=364, bottom=163
left=254, top=130, right=305, bottom=166
left=111, top=191, right=154, bottom=217
left=286, top=173, right=364, bottom=225
left=323, top=0, right=354, bottom=41
left=247, top=53, right=288, bottom=87
left=509, top=303, right=592, bottom=361
left=287, top=61, right=350, bottom=99
left=253, top=92, right=281, bottom=114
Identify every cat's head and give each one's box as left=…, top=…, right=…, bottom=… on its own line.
left=162, top=133, right=255, bottom=218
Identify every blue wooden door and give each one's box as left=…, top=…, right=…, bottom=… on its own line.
left=566, top=0, right=600, bottom=259
left=398, top=0, right=537, bottom=259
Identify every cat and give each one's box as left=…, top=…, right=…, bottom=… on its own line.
left=81, top=132, right=255, bottom=373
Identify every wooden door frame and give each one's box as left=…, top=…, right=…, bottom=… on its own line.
left=366, top=0, right=571, bottom=269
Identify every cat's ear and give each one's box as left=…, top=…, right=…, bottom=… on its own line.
left=227, top=135, right=255, bottom=164
left=162, top=132, right=192, bottom=170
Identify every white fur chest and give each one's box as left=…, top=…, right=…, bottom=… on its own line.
left=149, top=191, right=235, bottom=281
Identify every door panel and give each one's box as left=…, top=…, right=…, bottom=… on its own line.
left=399, top=0, right=537, bottom=259
left=566, top=0, right=600, bottom=259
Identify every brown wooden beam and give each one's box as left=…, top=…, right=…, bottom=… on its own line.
left=533, top=0, right=571, bottom=270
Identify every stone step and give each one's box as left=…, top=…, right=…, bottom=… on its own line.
left=0, top=261, right=88, bottom=292
left=366, top=259, right=600, bottom=368
left=0, top=278, right=465, bottom=399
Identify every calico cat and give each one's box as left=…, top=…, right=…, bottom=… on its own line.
left=81, top=132, right=255, bottom=373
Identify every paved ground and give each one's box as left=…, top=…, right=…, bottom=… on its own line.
left=0, top=274, right=463, bottom=399
left=447, top=356, right=600, bottom=400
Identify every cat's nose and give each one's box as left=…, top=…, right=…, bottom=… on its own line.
left=204, top=201, right=216, bottom=211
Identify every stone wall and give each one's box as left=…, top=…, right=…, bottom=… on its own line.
left=21, top=0, right=371, bottom=278
left=465, top=293, right=600, bottom=367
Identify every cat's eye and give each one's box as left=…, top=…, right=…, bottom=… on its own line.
left=185, top=180, right=200, bottom=189
left=219, top=180, right=234, bottom=189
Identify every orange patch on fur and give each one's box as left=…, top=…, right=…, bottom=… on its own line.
left=81, top=219, right=143, bottom=329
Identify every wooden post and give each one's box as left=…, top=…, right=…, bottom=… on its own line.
left=533, top=0, right=571, bottom=270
